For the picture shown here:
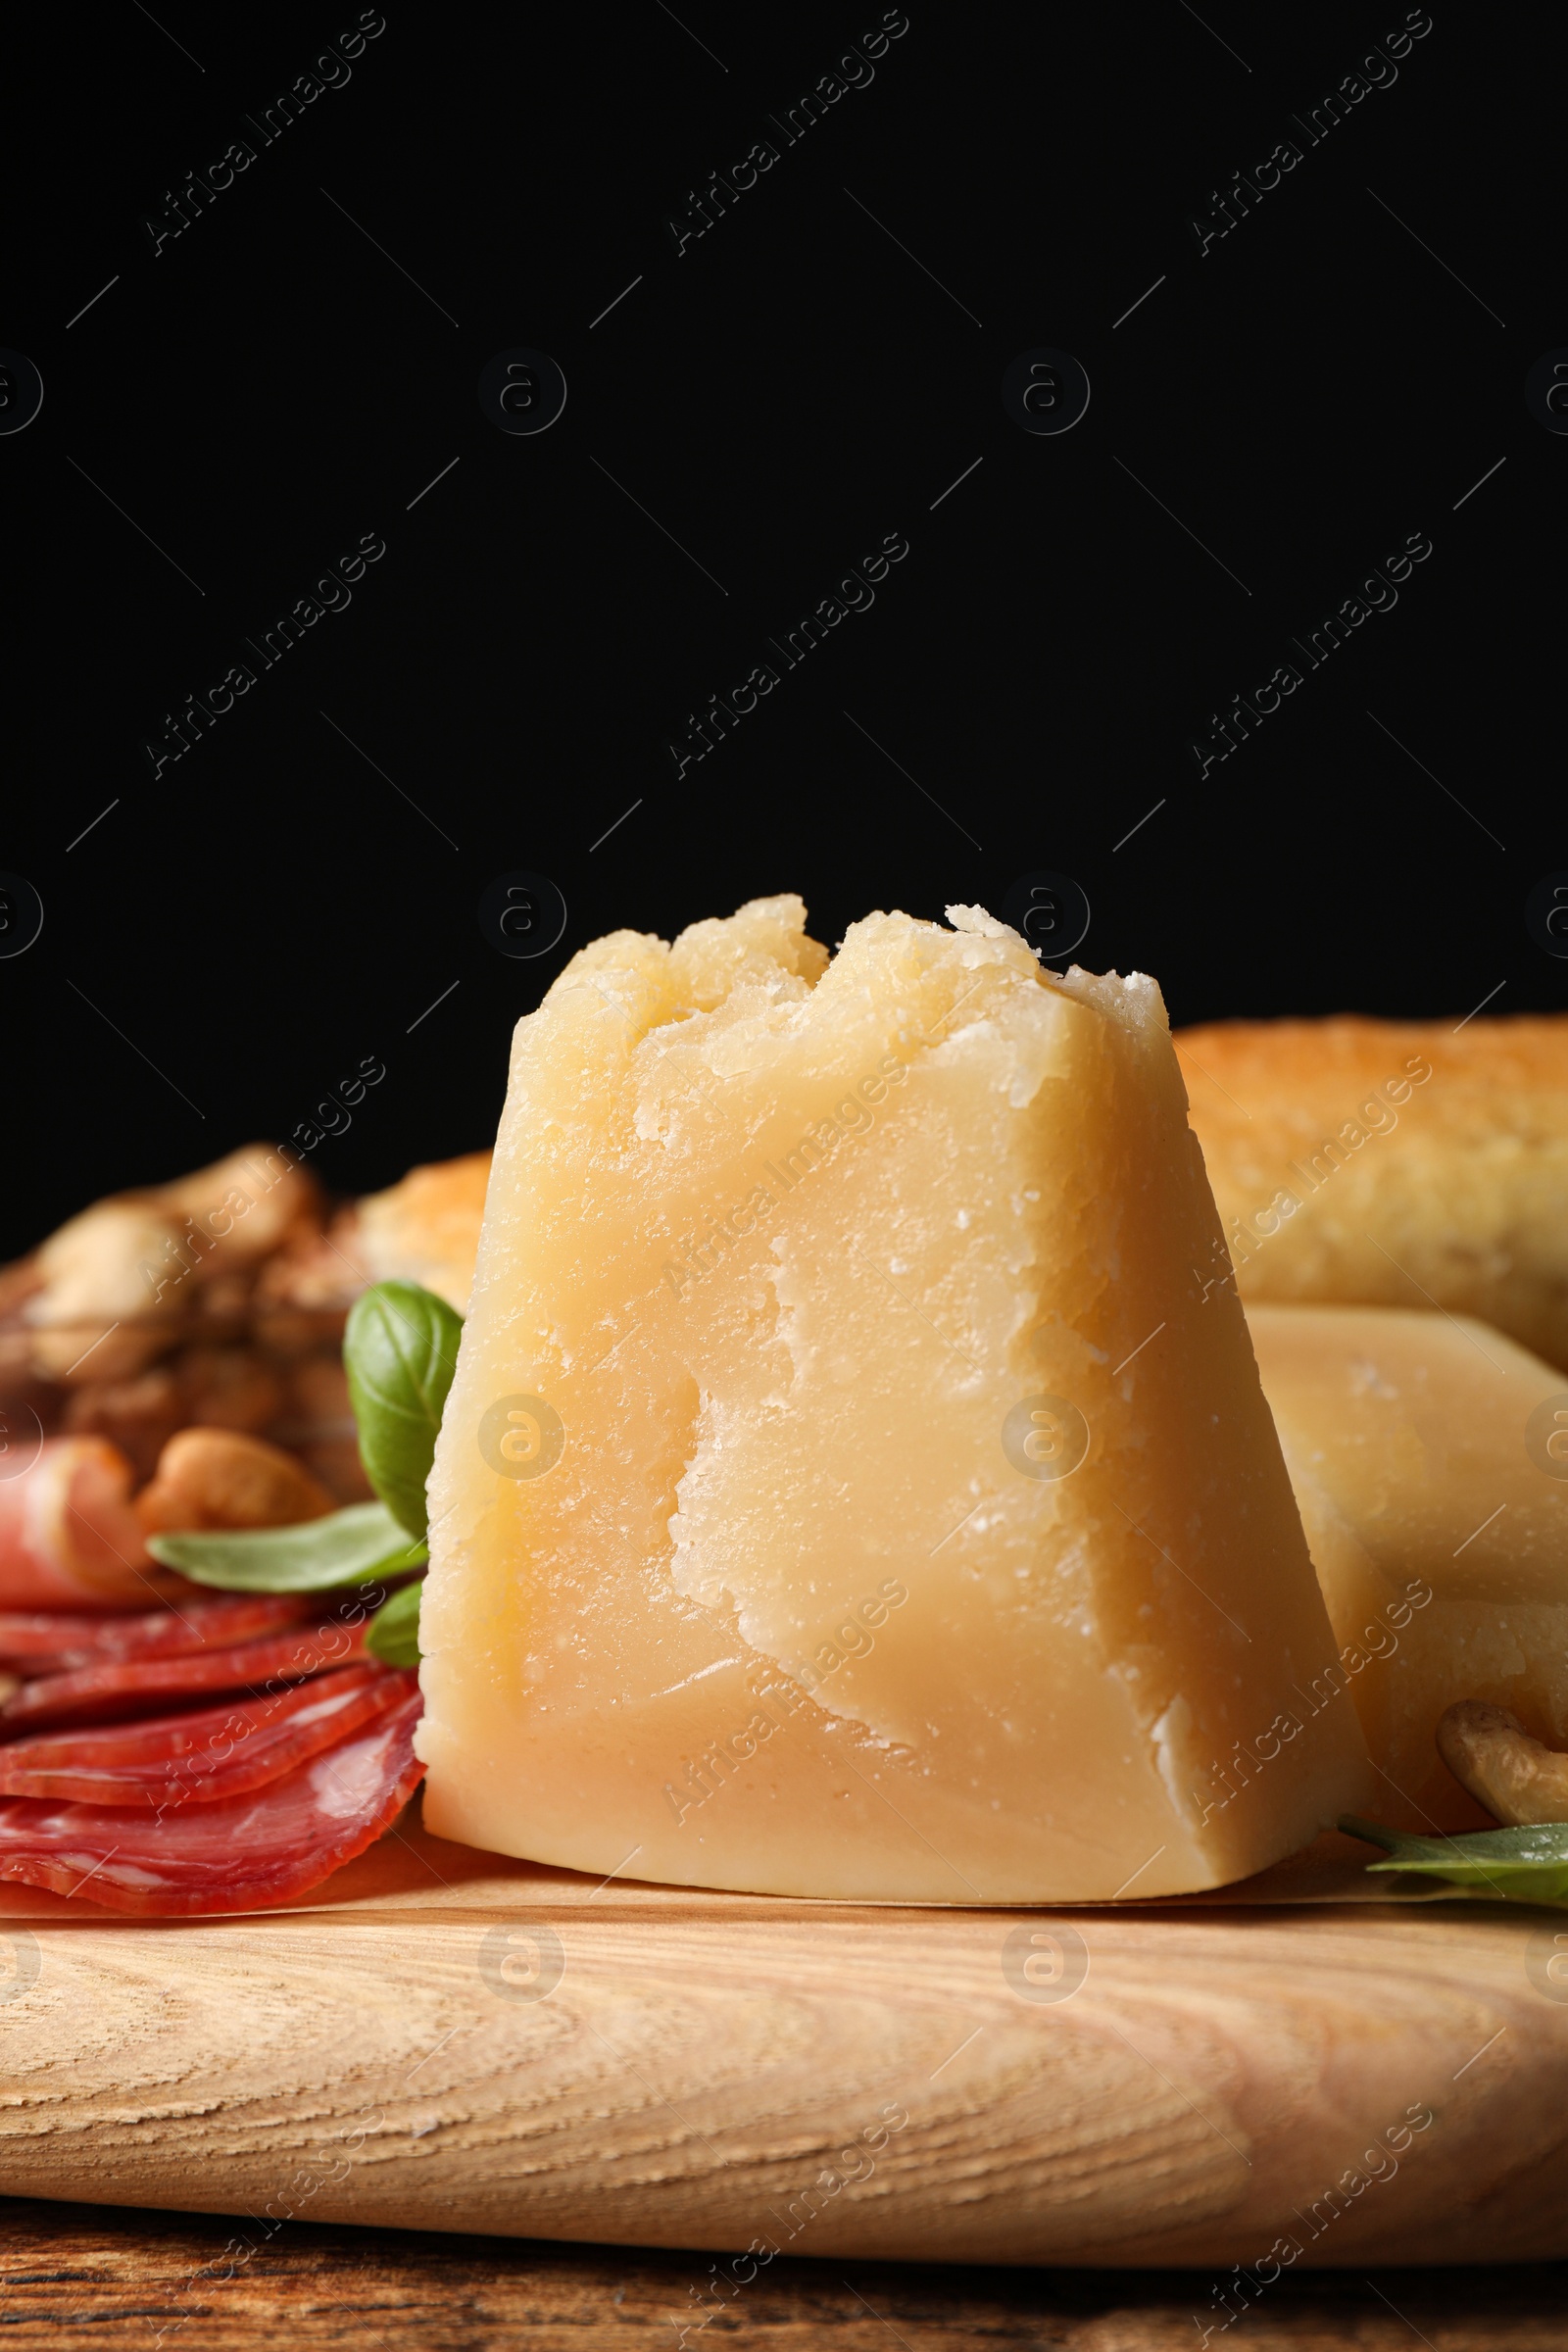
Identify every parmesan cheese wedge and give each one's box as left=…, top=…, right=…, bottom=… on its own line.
left=1250, top=1302, right=1568, bottom=1830
left=418, top=899, right=1368, bottom=1899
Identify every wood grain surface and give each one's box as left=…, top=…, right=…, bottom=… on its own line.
left=5, top=1818, right=1567, bottom=2271
left=3, top=2202, right=1568, bottom=2349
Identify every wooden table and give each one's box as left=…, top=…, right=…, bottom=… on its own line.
left=3, top=2202, right=1568, bottom=2348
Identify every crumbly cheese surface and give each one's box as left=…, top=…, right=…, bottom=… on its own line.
left=1250, top=1301, right=1568, bottom=1829
left=418, top=898, right=1367, bottom=1899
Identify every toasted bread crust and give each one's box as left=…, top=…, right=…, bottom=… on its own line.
left=355, top=1151, right=492, bottom=1313
left=1177, top=1014, right=1568, bottom=1369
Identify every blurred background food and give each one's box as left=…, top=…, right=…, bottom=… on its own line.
left=0, top=1148, right=490, bottom=1571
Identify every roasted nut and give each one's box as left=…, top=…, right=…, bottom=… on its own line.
left=16, top=1143, right=325, bottom=1389
left=62, top=1367, right=184, bottom=1484
left=284, top=1352, right=356, bottom=1434
left=198, top=1272, right=256, bottom=1325
left=0, top=1325, right=42, bottom=1396
left=270, top=1356, right=369, bottom=1505
left=155, top=1146, right=321, bottom=1268
left=0, top=1254, right=42, bottom=1323
left=295, top=1437, right=374, bottom=1506
left=25, top=1200, right=188, bottom=1381
left=135, top=1428, right=335, bottom=1535
left=1437, top=1700, right=1568, bottom=1828
left=255, top=1208, right=368, bottom=1315
left=176, top=1346, right=284, bottom=1435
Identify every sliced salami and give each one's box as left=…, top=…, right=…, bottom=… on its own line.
left=0, top=1690, right=426, bottom=1914
left=0, top=1663, right=411, bottom=1805
left=0, top=1611, right=372, bottom=1734
left=0, top=1592, right=323, bottom=1676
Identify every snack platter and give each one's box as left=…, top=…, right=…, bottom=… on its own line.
left=4, top=897, right=1568, bottom=2266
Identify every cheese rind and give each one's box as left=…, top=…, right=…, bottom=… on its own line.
left=1250, top=1302, right=1568, bottom=1830
left=418, top=899, right=1368, bottom=1899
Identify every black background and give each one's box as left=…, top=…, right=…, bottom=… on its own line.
left=6, top=1, right=1556, bottom=1257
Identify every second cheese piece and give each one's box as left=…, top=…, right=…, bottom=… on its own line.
left=419, top=898, right=1368, bottom=1900
left=1250, top=1302, right=1568, bottom=1830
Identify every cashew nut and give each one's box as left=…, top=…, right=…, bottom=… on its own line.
left=135, top=1428, right=335, bottom=1535
left=1437, top=1700, right=1568, bottom=1828
left=62, top=1366, right=184, bottom=1484
left=22, top=1148, right=324, bottom=1386
left=25, top=1200, right=188, bottom=1381
left=155, top=1146, right=320, bottom=1267
left=177, top=1346, right=285, bottom=1435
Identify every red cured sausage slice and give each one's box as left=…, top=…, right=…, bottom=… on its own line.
left=0, top=1664, right=411, bottom=1805
left=0, top=1610, right=372, bottom=1734
left=0, top=1690, right=426, bottom=1914
left=0, top=1593, right=323, bottom=1676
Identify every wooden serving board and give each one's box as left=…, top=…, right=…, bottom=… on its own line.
left=4, top=1813, right=1566, bottom=2271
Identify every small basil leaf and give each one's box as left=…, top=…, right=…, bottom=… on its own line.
left=1340, top=1814, right=1568, bottom=1905
left=147, top=1501, right=427, bottom=1592
left=345, top=1280, right=465, bottom=1542
left=366, top=1578, right=422, bottom=1667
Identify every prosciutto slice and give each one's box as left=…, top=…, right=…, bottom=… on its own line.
left=0, top=1663, right=410, bottom=1805
left=0, top=1592, right=322, bottom=1675
left=0, top=1438, right=172, bottom=1610
left=0, top=1611, right=371, bottom=1733
left=0, top=1689, right=425, bottom=1913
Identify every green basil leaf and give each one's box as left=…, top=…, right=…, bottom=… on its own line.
left=1340, top=1814, right=1568, bottom=1905
left=147, top=1501, right=426, bottom=1592
left=366, top=1578, right=422, bottom=1667
left=344, top=1280, right=465, bottom=1542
